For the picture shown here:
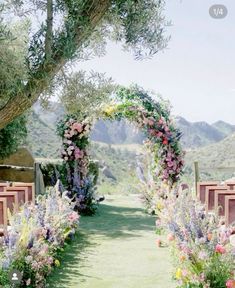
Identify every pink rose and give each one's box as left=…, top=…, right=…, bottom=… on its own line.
left=68, top=211, right=80, bottom=222
left=215, top=244, right=226, bottom=254
left=158, top=118, right=163, bottom=125
left=182, top=269, right=188, bottom=277
left=149, top=129, right=156, bottom=136
left=164, top=126, right=170, bottom=132
left=167, top=161, right=174, bottom=167
left=74, top=148, right=84, bottom=159
left=167, top=233, right=175, bottom=241
left=26, top=279, right=31, bottom=286
left=148, top=119, right=155, bottom=126
left=69, top=130, right=75, bottom=137
left=72, top=122, right=83, bottom=132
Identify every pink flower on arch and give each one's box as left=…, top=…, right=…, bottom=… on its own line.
left=68, top=211, right=80, bottom=223
left=149, top=129, right=156, bottom=136
left=72, top=122, right=83, bottom=133
left=162, top=138, right=168, bottom=145
left=74, top=148, right=84, bottom=159
left=164, top=126, right=170, bottom=132
left=158, top=118, right=164, bottom=125
left=167, top=161, right=174, bottom=168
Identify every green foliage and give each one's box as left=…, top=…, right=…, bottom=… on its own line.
left=0, top=115, right=27, bottom=159
left=0, top=0, right=170, bottom=125
left=204, top=253, right=233, bottom=288
left=88, top=160, right=99, bottom=186
left=108, top=0, right=170, bottom=59
left=0, top=17, right=29, bottom=108
left=60, top=71, right=115, bottom=121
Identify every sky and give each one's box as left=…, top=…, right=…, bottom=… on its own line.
left=76, top=0, right=235, bottom=124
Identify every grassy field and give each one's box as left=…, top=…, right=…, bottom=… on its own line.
left=47, top=194, right=176, bottom=288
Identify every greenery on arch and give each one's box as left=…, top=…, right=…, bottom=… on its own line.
left=57, top=86, right=184, bottom=215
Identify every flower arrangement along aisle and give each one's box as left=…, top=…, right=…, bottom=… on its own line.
left=57, top=116, right=97, bottom=215
left=0, top=186, right=79, bottom=287
left=157, top=190, right=235, bottom=288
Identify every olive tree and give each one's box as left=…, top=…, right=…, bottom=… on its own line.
left=0, top=0, right=170, bottom=129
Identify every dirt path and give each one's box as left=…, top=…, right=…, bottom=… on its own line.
left=47, top=194, right=176, bottom=288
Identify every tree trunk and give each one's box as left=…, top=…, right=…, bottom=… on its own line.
left=0, top=0, right=111, bottom=130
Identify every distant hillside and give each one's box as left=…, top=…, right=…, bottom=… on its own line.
left=185, top=133, right=235, bottom=168
left=184, top=133, right=235, bottom=182
left=212, top=120, right=235, bottom=136
left=90, top=119, right=145, bottom=144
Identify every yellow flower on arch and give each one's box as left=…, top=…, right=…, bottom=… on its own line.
left=156, top=201, right=164, bottom=211
left=54, top=259, right=60, bottom=267
left=103, top=105, right=117, bottom=116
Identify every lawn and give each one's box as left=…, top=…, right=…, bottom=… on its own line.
left=47, top=194, right=176, bottom=288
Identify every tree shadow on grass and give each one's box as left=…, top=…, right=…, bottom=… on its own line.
left=47, top=201, right=156, bottom=287
left=46, top=231, right=100, bottom=288
left=81, top=203, right=156, bottom=239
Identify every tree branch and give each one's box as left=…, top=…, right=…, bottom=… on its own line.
left=45, top=0, right=53, bottom=61
left=0, top=0, right=111, bottom=130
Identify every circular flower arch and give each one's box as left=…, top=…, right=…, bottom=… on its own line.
left=57, top=86, right=184, bottom=214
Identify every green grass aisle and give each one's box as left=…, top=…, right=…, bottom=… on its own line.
left=47, top=194, right=176, bottom=288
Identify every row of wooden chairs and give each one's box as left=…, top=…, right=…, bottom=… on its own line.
left=0, top=182, right=35, bottom=234
left=197, top=180, right=235, bottom=226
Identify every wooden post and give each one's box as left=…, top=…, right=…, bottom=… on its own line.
left=194, top=161, right=199, bottom=195
left=34, top=162, right=43, bottom=196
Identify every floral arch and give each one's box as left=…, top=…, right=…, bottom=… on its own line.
left=57, top=86, right=184, bottom=214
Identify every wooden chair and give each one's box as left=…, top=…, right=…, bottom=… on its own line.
left=197, top=182, right=219, bottom=204
left=12, top=182, right=35, bottom=204
left=224, top=181, right=235, bottom=190
left=0, top=198, right=7, bottom=235
left=214, top=190, right=235, bottom=216
left=225, top=195, right=235, bottom=226
left=0, top=192, right=19, bottom=213
left=0, top=183, right=9, bottom=192
left=4, top=187, right=28, bottom=206
left=205, top=186, right=228, bottom=212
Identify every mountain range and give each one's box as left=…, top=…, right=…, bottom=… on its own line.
left=176, top=116, right=235, bottom=149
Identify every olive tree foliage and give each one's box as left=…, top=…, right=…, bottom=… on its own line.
left=0, top=0, right=170, bottom=129
left=60, top=71, right=116, bottom=121
left=0, top=9, right=28, bottom=159
left=0, top=115, right=27, bottom=159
